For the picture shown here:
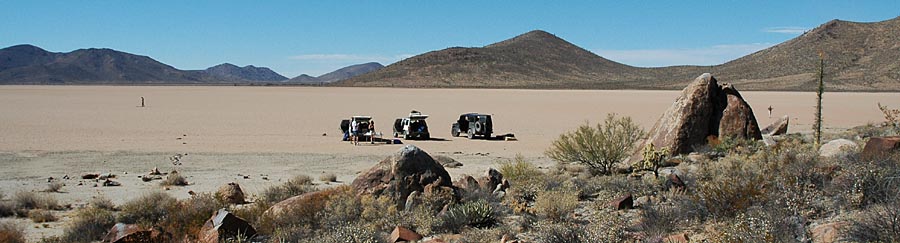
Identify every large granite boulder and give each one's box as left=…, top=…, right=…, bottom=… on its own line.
left=630, top=74, right=762, bottom=164
left=215, top=182, right=245, bottom=204
left=351, top=145, right=453, bottom=206
left=819, top=139, right=859, bottom=159
left=263, top=186, right=347, bottom=219
left=862, top=136, right=900, bottom=160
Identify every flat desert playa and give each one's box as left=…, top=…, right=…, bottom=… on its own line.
left=1, top=85, right=899, bottom=240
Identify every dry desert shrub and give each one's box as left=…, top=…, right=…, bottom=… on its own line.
left=545, top=114, right=644, bottom=175
left=532, top=222, right=592, bottom=243
left=258, top=186, right=346, bottom=235
left=117, top=191, right=178, bottom=226
left=160, top=193, right=225, bottom=240
left=59, top=207, right=116, bottom=243
left=261, top=175, right=314, bottom=204
left=88, top=196, right=116, bottom=211
left=296, top=223, right=383, bottom=243
left=457, top=226, right=516, bottom=243
left=45, top=181, right=64, bottom=193
left=0, top=202, right=13, bottom=218
left=694, top=156, right=767, bottom=218
left=848, top=202, right=900, bottom=242
left=28, top=209, right=57, bottom=223
left=498, top=154, right=543, bottom=182
left=534, top=189, right=578, bottom=222
left=13, top=191, right=63, bottom=213
left=319, top=173, right=337, bottom=183
left=0, top=221, right=25, bottom=243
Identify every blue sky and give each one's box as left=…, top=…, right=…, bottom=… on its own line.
left=2, top=1, right=898, bottom=77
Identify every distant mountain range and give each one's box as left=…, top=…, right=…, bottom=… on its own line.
left=339, top=17, right=900, bottom=91
left=3, top=17, right=899, bottom=90
left=288, top=62, right=384, bottom=84
left=0, top=45, right=381, bottom=84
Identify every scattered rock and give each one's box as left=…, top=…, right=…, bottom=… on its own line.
left=405, top=191, right=420, bottom=211
left=216, top=182, right=246, bottom=204
left=862, top=136, right=900, bottom=160
left=101, top=223, right=171, bottom=243
left=665, top=173, right=685, bottom=191
left=686, top=152, right=709, bottom=163
left=761, top=115, right=790, bottom=136
left=389, top=226, right=423, bottom=242
left=82, top=173, right=100, bottom=180
left=477, top=168, right=503, bottom=192
left=149, top=167, right=162, bottom=175
left=819, top=139, right=859, bottom=158
left=98, top=173, right=115, bottom=180
left=434, top=155, right=463, bottom=168
left=351, top=145, right=454, bottom=205
left=762, top=135, right=777, bottom=147
left=811, top=222, right=848, bottom=243
left=198, top=208, right=256, bottom=243
left=453, top=175, right=480, bottom=191
left=102, top=179, right=121, bottom=187
left=629, top=73, right=762, bottom=165
left=610, top=194, right=634, bottom=210
left=664, top=232, right=691, bottom=243
left=634, top=196, right=651, bottom=208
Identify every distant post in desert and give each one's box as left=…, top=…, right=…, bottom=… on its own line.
left=141, top=96, right=145, bottom=107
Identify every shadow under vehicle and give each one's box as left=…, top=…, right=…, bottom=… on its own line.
left=451, top=113, right=493, bottom=139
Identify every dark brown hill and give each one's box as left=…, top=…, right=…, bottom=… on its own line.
left=204, top=63, right=288, bottom=82
left=339, top=17, right=900, bottom=91
left=337, top=30, right=653, bottom=89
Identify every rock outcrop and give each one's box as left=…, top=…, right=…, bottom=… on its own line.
left=102, top=223, right=171, bottom=243
left=216, top=182, right=246, bottom=204
left=631, top=73, right=762, bottom=164
left=761, top=115, right=790, bottom=136
left=351, top=145, right=454, bottom=206
left=198, top=208, right=256, bottom=243
left=819, top=139, right=859, bottom=159
left=862, top=136, right=900, bottom=160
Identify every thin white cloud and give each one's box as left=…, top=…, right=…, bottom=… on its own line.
left=763, top=27, right=809, bottom=34
left=593, top=43, right=773, bottom=67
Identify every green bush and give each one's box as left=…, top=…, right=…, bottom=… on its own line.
left=0, top=221, right=25, bottom=243
left=118, top=191, right=178, bottom=226
left=59, top=207, right=116, bottom=243
left=546, top=114, right=644, bottom=175
left=442, top=200, right=497, bottom=231
left=498, top=154, right=543, bottom=182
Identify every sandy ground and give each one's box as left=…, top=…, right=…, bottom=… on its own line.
left=1, top=85, right=899, bottom=241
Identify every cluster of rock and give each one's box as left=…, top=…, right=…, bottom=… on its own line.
left=102, top=208, right=255, bottom=243
left=629, top=73, right=763, bottom=166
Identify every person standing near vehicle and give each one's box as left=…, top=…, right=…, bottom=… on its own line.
left=350, top=119, right=359, bottom=145
left=368, top=120, right=376, bottom=144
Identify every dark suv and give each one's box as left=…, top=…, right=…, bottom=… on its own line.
left=451, top=113, right=492, bottom=139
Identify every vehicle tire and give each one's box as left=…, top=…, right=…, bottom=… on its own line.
left=393, top=132, right=399, bottom=138
left=474, top=122, right=483, bottom=134
left=404, top=134, right=410, bottom=140
left=452, top=128, right=459, bottom=137
left=467, top=129, right=474, bottom=139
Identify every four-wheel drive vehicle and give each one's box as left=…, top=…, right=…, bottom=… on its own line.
left=393, top=112, right=430, bottom=139
left=340, top=116, right=373, bottom=141
left=451, top=113, right=492, bottom=139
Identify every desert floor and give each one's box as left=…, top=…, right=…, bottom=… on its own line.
left=1, top=86, right=899, bottom=240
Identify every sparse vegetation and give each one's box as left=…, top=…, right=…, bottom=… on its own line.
left=878, top=102, right=900, bottom=134
left=848, top=202, right=900, bottom=242
left=535, top=189, right=578, bottom=222
left=59, top=206, right=116, bottom=243
left=261, top=175, right=315, bottom=204
left=442, top=200, right=497, bottom=231
left=118, top=191, right=178, bottom=226
left=89, top=196, right=116, bottom=211
left=546, top=114, right=644, bottom=175
left=28, top=209, right=57, bottom=223
left=0, top=221, right=26, bottom=243
left=319, top=173, right=337, bottom=183
left=45, top=181, right=64, bottom=193
left=13, top=191, right=63, bottom=213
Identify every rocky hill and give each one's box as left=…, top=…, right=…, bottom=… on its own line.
left=204, top=63, right=288, bottom=82
left=0, top=45, right=204, bottom=84
left=338, top=17, right=900, bottom=91
left=289, top=62, right=384, bottom=84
